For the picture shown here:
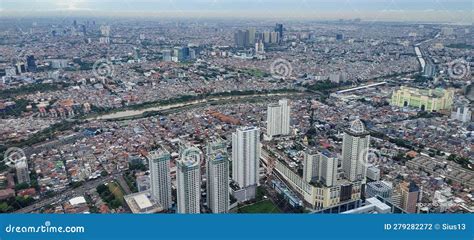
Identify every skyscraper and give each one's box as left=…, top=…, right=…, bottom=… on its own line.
left=275, top=23, right=283, bottom=41
left=234, top=28, right=256, bottom=48
left=234, top=30, right=249, bottom=48
left=162, top=50, right=172, bottom=62
left=267, top=103, right=281, bottom=137
left=266, top=99, right=290, bottom=138
left=206, top=141, right=229, bottom=213
left=270, top=31, right=279, bottom=44
left=26, top=55, right=37, bottom=72
left=262, top=31, right=271, bottom=44
left=319, top=150, right=338, bottom=187
left=177, top=147, right=202, bottom=214
left=303, top=150, right=319, bottom=183
left=248, top=27, right=256, bottom=46
left=399, top=181, right=420, bottom=213
left=81, top=24, right=87, bottom=36
left=303, top=149, right=337, bottom=187
left=342, top=119, right=370, bottom=182
left=147, top=149, right=172, bottom=210
left=232, top=127, right=260, bottom=189
left=173, top=46, right=190, bottom=62
left=255, top=40, right=265, bottom=54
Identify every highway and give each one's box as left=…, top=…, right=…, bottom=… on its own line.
left=14, top=175, right=116, bottom=213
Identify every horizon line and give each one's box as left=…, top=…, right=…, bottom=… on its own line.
left=0, top=9, right=473, bottom=25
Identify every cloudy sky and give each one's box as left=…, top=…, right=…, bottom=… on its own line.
left=0, top=0, right=472, bottom=23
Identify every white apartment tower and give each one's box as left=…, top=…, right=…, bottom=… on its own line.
left=147, top=149, right=172, bottom=209
left=342, top=119, right=370, bottom=182
left=303, top=150, right=338, bottom=187
left=15, top=160, right=30, bottom=184
left=206, top=141, right=229, bottom=213
left=303, top=151, right=319, bottom=183
left=232, top=127, right=261, bottom=188
left=266, top=99, right=290, bottom=138
left=319, top=150, right=338, bottom=187
left=177, top=147, right=202, bottom=214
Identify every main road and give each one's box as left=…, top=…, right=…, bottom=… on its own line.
left=14, top=175, right=116, bottom=213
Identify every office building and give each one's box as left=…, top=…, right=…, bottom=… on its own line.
left=26, top=55, right=37, bottom=72
left=366, top=165, right=381, bottom=181
left=275, top=23, right=283, bottom=40
left=391, top=86, right=454, bottom=112
left=147, top=149, right=172, bottom=209
left=366, top=181, right=393, bottom=200
left=399, top=181, right=420, bottom=213
left=266, top=99, right=290, bottom=138
left=232, top=127, right=260, bottom=189
left=177, top=147, right=202, bottom=213
left=342, top=119, right=370, bottom=182
left=81, top=24, right=87, bottom=36
left=206, top=141, right=229, bottom=213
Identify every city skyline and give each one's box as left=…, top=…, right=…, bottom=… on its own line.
left=0, top=0, right=472, bottom=218
left=0, top=0, right=472, bottom=23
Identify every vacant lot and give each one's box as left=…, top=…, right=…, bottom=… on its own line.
left=238, top=200, right=281, bottom=213
left=108, top=182, right=124, bottom=204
